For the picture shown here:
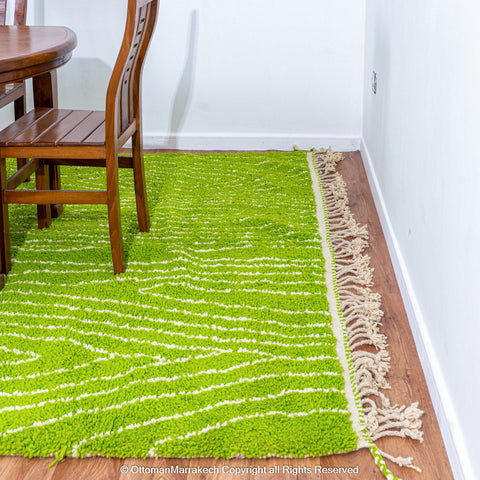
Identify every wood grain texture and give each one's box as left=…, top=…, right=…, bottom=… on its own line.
left=5, top=156, right=38, bottom=190
left=3, top=189, right=108, bottom=205
left=13, top=85, right=27, bottom=175
left=29, top=65, right=62, bottom=218
left=34, top=160, right=51, bottom=229
left=0, top=26, right=77, bottom=84
left=44, top=156, right=134, bottom=169
left=13, top=0, right=27, bottom=26
left=0, top=150, right=455, bottom=479
left=0, top=0, right=28, bottom=27
left=0, top=109, right=107, bottom=147
left=0, top=0, right=5, bottom=25
left=0, top=156, right=10, bottom=273
left=0, top=0, right=29, bottom=182
left=0, top=82, right=25, bottom=107
left=0, top=0, right=158, bottom=277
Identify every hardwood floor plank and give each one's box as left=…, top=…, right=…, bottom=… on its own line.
left=0, top=457, right=55, bottom=480
left=336, top=151, right=453, bottom=479
left=52, top=458, right=123, bottom=480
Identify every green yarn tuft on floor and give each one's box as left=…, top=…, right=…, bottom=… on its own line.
left=0, top=152, right=359, bottom=459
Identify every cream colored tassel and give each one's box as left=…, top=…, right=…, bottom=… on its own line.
left=314, top=148, right=424, bottom=474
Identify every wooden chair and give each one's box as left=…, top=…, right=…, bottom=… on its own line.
left=0, top=0, right=28, bottom=173
left=0, top=0, right=159, bottom=276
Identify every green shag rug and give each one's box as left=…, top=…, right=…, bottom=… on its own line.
left=0, top=151, right=422, bottom=479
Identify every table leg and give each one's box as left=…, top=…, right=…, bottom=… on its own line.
left=0, top=157, right=11, bottom=278
left=32, top=70, right=63, bottom=219
left=14, top=94, right=29, bottom=180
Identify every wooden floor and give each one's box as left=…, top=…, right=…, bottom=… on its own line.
left=0, top=150, right=454, bottom=480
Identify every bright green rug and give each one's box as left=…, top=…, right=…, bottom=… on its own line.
left=0, top=151, right=422, bottom=478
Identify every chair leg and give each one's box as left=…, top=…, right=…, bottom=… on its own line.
left=36, top=160, right=52, bottom=230
left=132, top=128, right=150, bottom=232
left=0, top=158, right=11, bottom=275
left=106, top=152, right=125, bottom=274
left=49, top=165, right=63, bottom=218
left=14, top=96, right=29, bottom=181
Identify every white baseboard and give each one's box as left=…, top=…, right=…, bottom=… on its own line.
left=140, top=133, right=361, bottom=152
left=359, top=139, right=473, bottom=480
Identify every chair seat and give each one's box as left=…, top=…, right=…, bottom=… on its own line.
left=0, top=108, right=106, bottom=147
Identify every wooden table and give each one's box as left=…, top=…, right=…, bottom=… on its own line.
left=0, top=25, right=77, bottom=287
left=0, top=26, right=77, bottom=84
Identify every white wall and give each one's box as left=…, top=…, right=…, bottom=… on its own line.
left=362, top=1, right=480, bottom=478
left=33, top=0, right=365, bottom=150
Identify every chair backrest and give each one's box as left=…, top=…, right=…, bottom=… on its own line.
left=105, top=0, right=159, bottom=149
left=0, top=0, right=27, bottom=26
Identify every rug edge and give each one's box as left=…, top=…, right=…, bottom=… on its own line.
left=306, top=152, right=368, bottom=448
left=309, top=149, right=424, bottom=479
